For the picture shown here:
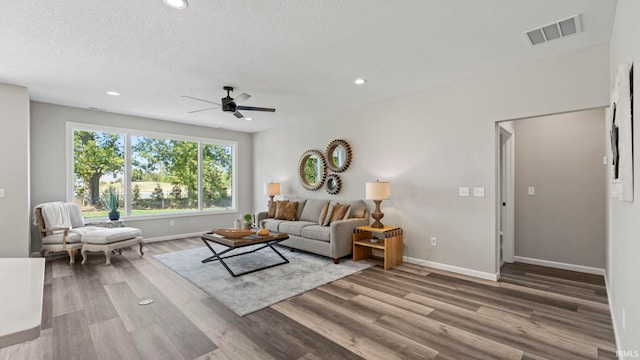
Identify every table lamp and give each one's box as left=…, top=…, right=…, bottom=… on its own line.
left=365, top=180, right=390, bottom=228
left=264, top=182, right=281, bottom=202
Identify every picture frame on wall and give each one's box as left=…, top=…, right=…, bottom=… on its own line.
left=607, top=63, right=634, bottom=202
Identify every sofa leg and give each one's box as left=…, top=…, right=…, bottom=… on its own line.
left=290, top=248, right=295, bottom=252
left=333, top=258, right=339, bottom=264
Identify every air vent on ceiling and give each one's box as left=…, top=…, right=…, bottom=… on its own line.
left=525, top=15, right=581, bottom=46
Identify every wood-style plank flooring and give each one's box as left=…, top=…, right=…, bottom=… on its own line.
left=0, top=237, right=617, bottom=359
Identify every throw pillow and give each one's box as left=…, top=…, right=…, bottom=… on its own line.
left=318, top=202, right=330, bottom=225
left=322, top=201, right=336, bottom=226
left=329, top=203, right=351, bottom=224
left=267, top=201, right=278, bottom=218
left=275, top=201, right=298, bottom=221
left=341, top=205, right=352, bottom=220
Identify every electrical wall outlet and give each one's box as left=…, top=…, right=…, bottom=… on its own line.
left=0, top=189, right=4, bottom=198
left=528, top=186, right=535, bottom=196
left=473, top=187, right=485, bottom=197
left=458, top=187, right=469, bottom=197
left=431, top=237, right=437, bottom=246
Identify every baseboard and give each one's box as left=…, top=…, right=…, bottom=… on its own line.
left=143, top=232, right=203, bottom=243
left=513, top=256, right=605, bottom=276
left=403, top=256, right=498, bottom=281
left=604, top=272, right=621, bottom=355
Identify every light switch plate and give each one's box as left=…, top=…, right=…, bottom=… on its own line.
left=458, top=187, right=469, bottom=197
left=0, top=189, right=4, bottom=198
left=528, top=187, right=535, bottom=196
left=473, top=187, right=485, bottom=197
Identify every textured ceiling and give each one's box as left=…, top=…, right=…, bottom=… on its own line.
left=0, top=0, right=616, bottom=133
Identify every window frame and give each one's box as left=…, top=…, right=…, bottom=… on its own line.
left=66, top=122, right=238, bottom=220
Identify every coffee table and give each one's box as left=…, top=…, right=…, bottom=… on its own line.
left=200, top=230, right=290, bottom=277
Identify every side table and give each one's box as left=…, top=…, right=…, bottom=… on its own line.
left=85, top=220, right=124, bottom=228
left=353, top=225, right=403, bottom=270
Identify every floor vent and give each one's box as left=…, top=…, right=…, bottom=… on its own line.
left=525, top=15, right=581, bottom=46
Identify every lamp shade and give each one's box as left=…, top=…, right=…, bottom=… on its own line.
left=264, top=182, right=281, bottom=197
left=365, top=181, right=390, bottom=200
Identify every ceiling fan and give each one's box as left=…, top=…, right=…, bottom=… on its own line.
left=182, top=86, right=276, bottom=119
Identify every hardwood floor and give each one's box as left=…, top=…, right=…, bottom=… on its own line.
left=0, top=237, right=617, bottom=359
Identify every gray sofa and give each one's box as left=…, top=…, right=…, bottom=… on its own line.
left=256, top=198, right=369, bottom=263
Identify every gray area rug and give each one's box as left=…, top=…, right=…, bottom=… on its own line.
left=153, top=244, right=373, bottom=316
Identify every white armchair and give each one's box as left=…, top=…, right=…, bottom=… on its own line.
left=35, top=202, right=87, bottom=264
left=34, top=202, right=143, bottom=265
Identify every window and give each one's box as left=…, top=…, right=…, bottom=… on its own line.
left=69, top=124, right=236, bottom=218
left=73, top=130, right=124, bottom=217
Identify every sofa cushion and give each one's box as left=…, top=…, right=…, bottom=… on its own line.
left=284, top=197, right=307, bottom=220
left=275, top=201, right=298, bottom=221
left=262, top=219, right=285, bottom=232
left=81, top=227, right=142, bottom=245
left=278, top=221, right=316, bottom=236
left=70, top=226, right=102, bottom=236
left=299, top=199, right=330, bottom=222
left=41, top=232, right=82, bottom=245
left=301, top=225, right=331, bottom=242
left=345, top=199, right=368, bottom=219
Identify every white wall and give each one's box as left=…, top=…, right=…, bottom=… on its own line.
left=513, top=109, right=606, bottom=269
left=30, top=102, right=254, bottom=251
left=608, top=0, right=640, bottom=354
left=0, top=83, right=30, bottom=257
left=253, top=43, right=609, bottom=277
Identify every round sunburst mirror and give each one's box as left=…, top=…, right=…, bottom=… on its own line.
left=298, top=150, right=327, bottom=191
left=325, top=174, right=342, bottom=195
left=326, top=139, right=352, bottom=173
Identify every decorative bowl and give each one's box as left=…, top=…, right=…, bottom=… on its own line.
left=212, top=229, right=255, bottom=238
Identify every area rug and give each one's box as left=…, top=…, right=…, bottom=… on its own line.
left=153, top=244, right=373, bottom=316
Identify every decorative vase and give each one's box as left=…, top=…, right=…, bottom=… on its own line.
left=108, top=210, right=120, bottom=221
left=257, top=226, right=269, bottom=236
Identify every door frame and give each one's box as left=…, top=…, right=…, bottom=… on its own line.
left=497, top=123, right=515, bottom=273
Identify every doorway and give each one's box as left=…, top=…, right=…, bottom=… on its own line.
left=498, top=124, right=515, bottom=269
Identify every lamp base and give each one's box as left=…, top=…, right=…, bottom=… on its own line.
left=371, top=200, right=384, bottom=228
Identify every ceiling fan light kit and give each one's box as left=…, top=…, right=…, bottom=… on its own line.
left=184, top=86, right=275, bottom=120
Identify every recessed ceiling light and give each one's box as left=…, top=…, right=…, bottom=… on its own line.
left=106, top=91, right=120, bottom=96
left=245, top=117, right=252, bottom=121
left=354, top=78, right=367, bottom=85
left=163, top=0, right=188, bottom=9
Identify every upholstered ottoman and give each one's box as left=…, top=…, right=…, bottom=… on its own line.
left=80, top=227, right=143, bottom=265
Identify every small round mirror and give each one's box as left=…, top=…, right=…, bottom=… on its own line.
left=326, top=139, right=352, bottom=173
left=325, top=174, right=341, bottom=195
left=298, top=150, right=327, bottom=191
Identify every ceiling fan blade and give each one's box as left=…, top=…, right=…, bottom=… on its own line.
left=181, top=95, right=221, bottom=106
left=188, top=107, right=220, bottom=114
left=236, top=105, right=276, bottom=112
left=234, top=93, right=251, bottom=103
left=233, top=111, right=244, bottom=119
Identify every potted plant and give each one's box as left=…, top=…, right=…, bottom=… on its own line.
left=243, top=213, right=253, bottom=230
left=101, top=187, right=121, bottom=221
